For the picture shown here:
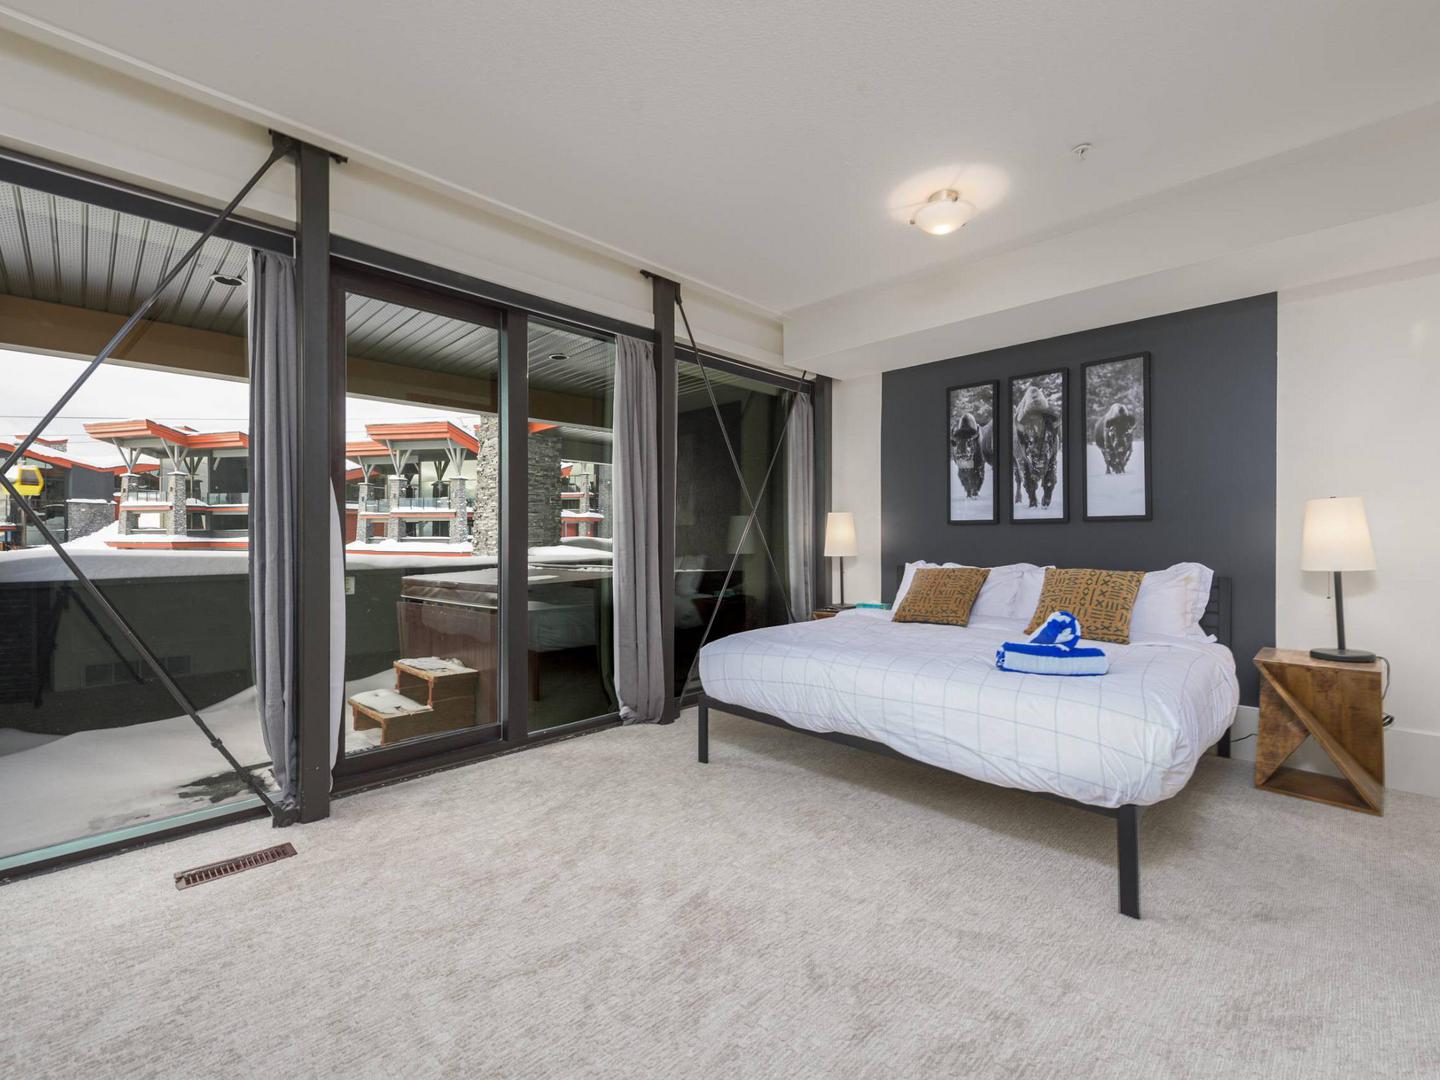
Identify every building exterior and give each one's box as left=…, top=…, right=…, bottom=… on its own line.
left=0, top=435, right=138, bottom=549
left=83, top=421, right=250, bottom=547
left=349, top=421, right=478, bottom=547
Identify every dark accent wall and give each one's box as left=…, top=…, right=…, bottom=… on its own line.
left=881, top=294, right=1276, bottom=703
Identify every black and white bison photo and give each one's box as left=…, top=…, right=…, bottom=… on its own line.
left=1093, top=403, right=1136, bottom=474
left=1083, top=354, right=1149, bottom=519
left=1009, top=371, right=1065, bottom=519
left=947, top=382, right=997, bottom=522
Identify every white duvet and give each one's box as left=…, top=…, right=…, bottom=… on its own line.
left=698, top=609, right=1239, bottom=808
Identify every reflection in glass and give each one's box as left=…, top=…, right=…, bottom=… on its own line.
left=674, top=356, right=794, bottom=696
left=0, top=183, right=266, bottom=866
left=340, top=291, right=503, bottom=756
left=526, top=321, right=616, bottom=730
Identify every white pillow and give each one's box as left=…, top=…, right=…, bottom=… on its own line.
left=1005, top=564, right=1049, bottom=622
left=891, top=562, right=1033, bottom=621
left=1129, top=562, right=1214, bottom=641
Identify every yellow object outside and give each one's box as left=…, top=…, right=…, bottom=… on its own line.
left=7, top=465, right=44, bottom=496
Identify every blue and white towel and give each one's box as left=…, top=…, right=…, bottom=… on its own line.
left=995, top=610, right=1109, bottom=676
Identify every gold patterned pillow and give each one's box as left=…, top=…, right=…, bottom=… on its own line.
left=893, top=567, right=991, bottom=627
left=1024, top=568, right=1146, bottom=644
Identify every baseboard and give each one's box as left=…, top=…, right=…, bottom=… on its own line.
left=1224, top=705, right=1440, bottom=799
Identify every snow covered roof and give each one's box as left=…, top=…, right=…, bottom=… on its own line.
left=0, top=437, right=134, bottom=474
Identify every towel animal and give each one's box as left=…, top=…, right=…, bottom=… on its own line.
left=995, top=610, right=1109, bottom=676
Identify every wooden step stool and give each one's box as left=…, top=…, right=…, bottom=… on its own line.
left=350, top=656, right=479, bottom=746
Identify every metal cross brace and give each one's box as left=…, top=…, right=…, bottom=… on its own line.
left=675, top=294, right=811, bottom=695
left=1, top=141, right=297, bottom=825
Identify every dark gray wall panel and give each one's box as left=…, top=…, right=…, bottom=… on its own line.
left=880, top=294, right=1276, bottom=703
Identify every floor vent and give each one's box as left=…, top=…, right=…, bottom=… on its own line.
left=173, top=842, right=296, bottom=890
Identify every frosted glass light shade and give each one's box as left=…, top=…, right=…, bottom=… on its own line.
left=824, top=512, right=857, bottom=557
left=1300, top=497, right=1376, bottom=572
left=910, top=190, right=975, bottom=236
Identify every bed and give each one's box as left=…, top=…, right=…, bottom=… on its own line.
left=696, top=574, right=1237, bottom=918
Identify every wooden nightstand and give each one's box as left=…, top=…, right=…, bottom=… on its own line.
left=1253, top=648, right=1384, bottom=815
left=812, top=605, right=855, bottom=620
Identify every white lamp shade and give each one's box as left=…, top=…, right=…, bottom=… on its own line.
left=824, top=512, right=858, bottom=557
left=726, top=514, right=756, bottom=555
left=1300, top=497, right=1376, bottom=572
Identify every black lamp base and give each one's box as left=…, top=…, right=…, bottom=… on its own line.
left=1309, top=647, right=1377, bottom=664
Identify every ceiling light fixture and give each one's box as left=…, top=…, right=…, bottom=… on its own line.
left=547, top=352, right=568, bottom=362
left=909, top=189, right=975, bottom=236
left=210, top=271, right=245, bottom=287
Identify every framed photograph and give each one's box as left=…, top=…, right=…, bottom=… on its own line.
left=946, top=380, right=1000, bottom=524
left=1008, top=368, right=1068, bottom=522
left=1082, top=353, right=1151, bottom=521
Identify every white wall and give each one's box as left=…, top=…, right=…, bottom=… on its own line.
left=827, top=266, right=1440, bottom=797
left=1273, top=260, right=1440, bottom=797
left=827, top=373, right=883, bottom=605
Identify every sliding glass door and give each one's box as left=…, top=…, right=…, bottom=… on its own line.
left=673, top=353, right=798, bottom=697
left=0, top=177, right=277, bottom=870
left=334, top=269, right=506, bottom=769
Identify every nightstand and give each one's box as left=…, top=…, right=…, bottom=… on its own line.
left=812, top=604, right=855, bottom=620
left=1253, top=648, right=1384, bottom=815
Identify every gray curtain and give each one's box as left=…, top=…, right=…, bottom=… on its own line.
left=786, top=391, right=815, bottom=620
left=613, top=334, right=666, bottom=723
left=248, top=249, right=299, bottom=807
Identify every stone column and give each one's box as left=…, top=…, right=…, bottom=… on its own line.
left=527, top=427, right=563, bottom=548
left=167, top=473, right=189, bottom=537
left=449, top=476, right=469, bottom=543
left=472, top=414, right=501, bottom=557
left=117, top=476, right=132, bottom=536
left=384, top=475, right=404, bottom=542
left=596, top=464, right=613, bottom=540
left=66, top=499, right=114, bottom=542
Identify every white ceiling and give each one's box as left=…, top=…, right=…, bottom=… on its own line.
left=2, top=0, right=1439, bottom=329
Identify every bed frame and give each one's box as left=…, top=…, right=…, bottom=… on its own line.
left=695, top=573, right=1233, bottom=920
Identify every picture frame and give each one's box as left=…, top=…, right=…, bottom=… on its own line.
left=1007, top=368, right=1068, bottom=523
left=1081, top=353, right=1152, bottom=522
left=946, top=379, right=1000, bottom=525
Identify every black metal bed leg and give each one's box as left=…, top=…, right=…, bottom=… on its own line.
left=698, top=699, right=709, bottom=764
left=1117, top=805, right=1141, bottom=920
left=1216, top=727, right=1232, bottom=759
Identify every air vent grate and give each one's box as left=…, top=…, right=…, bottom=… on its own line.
left=173, top=842, right=296, bottom=890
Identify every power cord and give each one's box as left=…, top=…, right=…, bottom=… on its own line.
left=1377, top=654, right=1394, bottom=727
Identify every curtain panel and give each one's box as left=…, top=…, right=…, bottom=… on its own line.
left=786, top=390, right=815, bottom=621
left=613, top=334, right=666, bottom=723
left=248, top=249, right=300, bottom=807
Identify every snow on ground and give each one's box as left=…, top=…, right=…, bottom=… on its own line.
left=948, top=460, right=995, bottom=521
left=0, top=667, right=403, bottom=858
left=1, top=522, right=249, bottom=582
left=0, top=728, right=64, bottom=756
left=0, top=684, right=271, bottom=857
left=1085, top=441, right=1146, bottom=518
left=346, top=539, right=496, bottom=570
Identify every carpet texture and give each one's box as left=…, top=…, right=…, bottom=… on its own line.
left=3, top=708, right=1437, bottom=1079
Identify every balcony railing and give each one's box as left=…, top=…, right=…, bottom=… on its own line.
left=205, top=492, right=249, bottom=505
left=394, top=497, right=450, bottom=510
left=122, top=489, right=168, bottom=503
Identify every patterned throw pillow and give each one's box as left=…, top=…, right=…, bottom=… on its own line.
left=893, top=567, right=991, bottom=627
left=1024, top=568, right=1146, bottom=644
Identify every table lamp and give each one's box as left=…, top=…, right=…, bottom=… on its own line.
left=824, top=512, right=857, bottom=606
left=1300, top=496, right=1376, bottom=663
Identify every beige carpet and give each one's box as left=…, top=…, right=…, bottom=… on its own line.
left=3, top=708, right=1437, bottom=1080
